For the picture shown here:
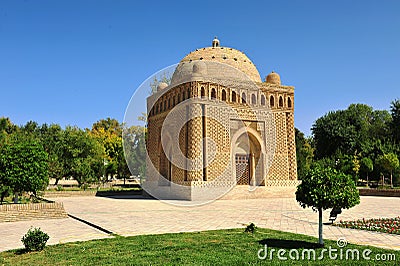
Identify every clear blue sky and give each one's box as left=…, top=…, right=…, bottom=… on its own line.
left=1, top=0, right=399, bottom=136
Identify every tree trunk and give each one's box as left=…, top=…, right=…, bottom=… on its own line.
left=366, top=173, right=369, bottom=187
left=55, top=178, right=60, bottom=186
left=390, top=171, right=393, bottom=188
left=318, top=208, right=324, bottom=247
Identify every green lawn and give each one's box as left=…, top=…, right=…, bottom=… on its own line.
left=0, top=228, right=398, bottom=265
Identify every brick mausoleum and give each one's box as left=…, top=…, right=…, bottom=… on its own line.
left=145, top=38, right=298, bottom=201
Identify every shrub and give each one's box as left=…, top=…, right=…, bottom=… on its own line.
left=21, top=227, right=49, bottom=251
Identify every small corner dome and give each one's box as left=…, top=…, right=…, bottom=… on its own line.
left=157, top=82, right=168, bottom=91
left=266, top=71, right=281, bottom=85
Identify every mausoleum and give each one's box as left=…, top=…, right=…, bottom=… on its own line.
left=145, top=38, right=297, bottom=201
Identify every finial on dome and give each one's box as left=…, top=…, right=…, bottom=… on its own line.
left=212, top=36, right=220, bottom=47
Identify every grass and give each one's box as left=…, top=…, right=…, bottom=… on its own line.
left=0, top=228, right=399, bottom=265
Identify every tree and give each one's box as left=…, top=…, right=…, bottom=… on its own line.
left=295, top=128, right=314, bottom=179
left=38, top=124, right=65, bottom=185
left=376, top=153, right=399, bottom=188
left=360, top=157, right=373, bottom=186
left=89, top=118, right=130, bottom=182
left=0, top=137, right=48, bottom=203
left=390, top=99, right=400, bottom=144
left=123, top=125, right=146, bottom=179
left=0, top=117, right=18, bottom=145
left=296, top=165, right=360, bottom=246
left=62, top=126, right=104, bottom=188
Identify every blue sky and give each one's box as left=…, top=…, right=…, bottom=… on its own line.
left=1, top=0, right=399, bottom=136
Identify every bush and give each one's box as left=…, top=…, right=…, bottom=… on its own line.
left=21, top=227, right=49, bottom=251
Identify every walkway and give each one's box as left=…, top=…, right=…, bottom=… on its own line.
left=0, top=196, right=399, bottom=252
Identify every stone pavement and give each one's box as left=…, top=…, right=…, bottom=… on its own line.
left=1, top=195, right=400, bottom=252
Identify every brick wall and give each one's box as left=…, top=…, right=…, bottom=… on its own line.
left=358, top=188, right=400, bottom=197
left=44, top=190, right=97, bottom=198
left=0, top=202, right=67, bottom=223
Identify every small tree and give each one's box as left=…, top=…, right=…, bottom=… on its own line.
left=296, top=165, right=360, bottom=246
left=376, top=153, right=399, bottom=188
left=360, top=157, right=373, bottom=186
left=0, top=138, right=48, bottom=203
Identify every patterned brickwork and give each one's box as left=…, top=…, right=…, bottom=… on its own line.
left=205, top=105, right=231, bottom=183
left=286, top=112, right=298, bottom=180
left=186, top=104, right=203, bottom=181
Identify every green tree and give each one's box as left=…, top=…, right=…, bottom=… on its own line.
left=0, top=117, right=18, bottom=142
left=38, top=124, right=65, bottom=185
left=123, top=125, right=146, bottom=179
left=90, top=118, right=130, bottom=182
left=360, top=157, right=373, bottom=186
left=296, top=165, right=360, bottom=246
left=62, top=126, right=104, bottom=188
left=312, top=104, right=390, bottom=159
left=390, top=99, right=400, bottom=144
left=295, top=128, right=314, bottom=179
left=376, top=153, right=399, bottom=188
left=0, top=137, right=48, bottom=203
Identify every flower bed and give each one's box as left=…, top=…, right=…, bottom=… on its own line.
left=333, top=216, right=400, bottom=234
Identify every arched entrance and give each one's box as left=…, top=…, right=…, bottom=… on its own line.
left=232, top=129, right=264, bottom=186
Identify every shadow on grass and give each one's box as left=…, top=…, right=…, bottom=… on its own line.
left=258, top=239, right=321, bottom=249
left=13, top=248, right=28, bottom=255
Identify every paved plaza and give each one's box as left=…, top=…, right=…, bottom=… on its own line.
left=1, top=195, right=400, bottom=252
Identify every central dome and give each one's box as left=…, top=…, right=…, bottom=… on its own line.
left=171, top=39, right=262, bottom=84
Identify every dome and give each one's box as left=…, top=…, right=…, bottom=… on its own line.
left=192, top=61, right=207, bottom=75
left=157, top=82, right=168, bottom=91
left=171, top=40, right=262, bottom=83
left=266, top=71, right=281, bottom=85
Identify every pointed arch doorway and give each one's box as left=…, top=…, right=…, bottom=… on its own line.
left=232, top=128, right=264, bottom=186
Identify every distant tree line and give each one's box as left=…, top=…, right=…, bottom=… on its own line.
left=296, top=99, right=400, bottom=187
left=0, top=117, right=146, bottom=203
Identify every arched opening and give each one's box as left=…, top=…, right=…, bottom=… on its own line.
left=251, top=94, right=256, bottom=105
left=163, top=100, right=167, bottom=111
left=201, top=87, right=205, bottom=98
left=279, top=96, right=283, bottom=107
left=288, top=97, right=292, bottom=108
left=211, top=88, right=216, bottom=99
left=232, top=91, right=237, bottom=102
left=222, top=89, right=227, bottom=101
left=241, top=92, right=246, bottom=103
left=261, top=95, right=266, bottom=106
left=269, top=96, right=274, bottom=107
left=233, top=131, right=263, bottom=186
